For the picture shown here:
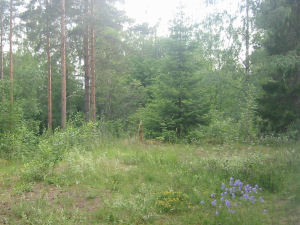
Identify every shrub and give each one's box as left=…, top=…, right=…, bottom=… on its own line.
left=20, top=122, right=101, bottom=183
left=0, top=126, right=38, bottom=160
left=187, top=110, right=241, bottom=144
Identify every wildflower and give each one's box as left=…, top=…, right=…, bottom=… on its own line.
left=245, top=184, right=250, bottom=192
left=200, top=200, right=205, bottom=205
left=259, top=197, right=264, bottom=203
left=221, top=183, right=225, bottom=190
left=264, top=209, right=267, bottom=213
left=238, top=181, right=243, bottom=187
left=225, top=200, right=231, bottom=208
left=216, top=211, right=219, bottom=215
left=228, top=209, right=235, bottom=214
left=232, top=193, right=235, bottom=199
left=249, top=196, right=255, bottom=201
left=234, top=179, right=241, bottom=186
left=211, top=193, right=215, bottom=198
left=220, top=197, right=224, bottom=201
left=211, top=200, right=217, bottom=206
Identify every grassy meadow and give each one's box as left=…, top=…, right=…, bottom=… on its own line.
left=0, top=127, right=299, bottom=225
left=1, top=0, right=299, bottom=224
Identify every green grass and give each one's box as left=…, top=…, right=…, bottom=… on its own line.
left=0, top=139, right=299, bottom=224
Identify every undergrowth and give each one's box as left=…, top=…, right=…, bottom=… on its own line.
left=0, top=124, right=299, bottom=224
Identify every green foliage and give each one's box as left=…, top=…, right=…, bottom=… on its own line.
left=256, top=0, right=300, bottom=135
left=0, top=86, right=39, bottom=159
left=0, top=0, right=298, bottom=146
left=0, top=125, right=38, bottom=160
left=1, top=0, right=300, bottom=223
left=136, top=11, right=210, bottom=140
left=188, top=110, right=240, bottom=144
left=21, top=122, right=100, bottom=183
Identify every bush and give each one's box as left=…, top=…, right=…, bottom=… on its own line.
left=21, top=122, right=102, bottom=183
left=0, top=95, right=40, bottom=160
left=0, top=126, right=39, bottom=160
left=187, top=110, right=241, bottom=144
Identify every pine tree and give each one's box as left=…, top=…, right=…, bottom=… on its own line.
left=61, top=0, right=66, bottom=129
left=46, top=0, right=52, bottom=132
left=241, top=0, right=254, bottom=138
left=9, top=0, right=13, bottom=105
left=0, top=4, right=4, bottom=80
left=0, top=0, right=10, bottom=81
left=90, top=0, right=96, bottom=122
left=84, top=0, right=90, bottom=122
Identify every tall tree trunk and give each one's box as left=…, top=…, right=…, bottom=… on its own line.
left=245, top=0, right=250, bottom=83
left=46, top=0, right=52, bottom=133
left=0, top=13, right=3, bottom=80
left=9, top=0, right=13, bottom=105
left=61, top=0, right=66, bottom=129
left=84, top=0, right=90, bottom=122
left=244, top=0, right=251, bottom=137
left=90, top=0, right=96, bottom=122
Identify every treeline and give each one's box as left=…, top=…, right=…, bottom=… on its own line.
left=0, top=0, right=299, bottom=144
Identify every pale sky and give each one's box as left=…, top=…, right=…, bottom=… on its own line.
left=116, top=0, right=241, bottom=36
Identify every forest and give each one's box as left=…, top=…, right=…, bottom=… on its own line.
left=0, top=0, right=299, bottom=224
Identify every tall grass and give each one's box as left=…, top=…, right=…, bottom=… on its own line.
left=1, top=123, right=299, bottom=224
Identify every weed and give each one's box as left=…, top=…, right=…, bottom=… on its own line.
left=156, top=190, right=189, bottom=213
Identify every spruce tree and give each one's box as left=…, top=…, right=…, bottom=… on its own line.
left=256, top=0, right=300, bottom=133
left=141, top=8, right=208, bottom=140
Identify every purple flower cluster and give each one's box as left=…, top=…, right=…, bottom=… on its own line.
left=203, top=177, right=266, bottom=216
left=221, top=177, right=263, bottom=204
left=211, top=199, right=217, bottom=206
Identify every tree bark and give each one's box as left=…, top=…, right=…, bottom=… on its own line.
left=90, top=0, right=96, bottom=122
left=245, top=0, right=250, bottom=83
left=244, top=0, right=251, bottom=138
left=9, top=0, right=13, bottom=105
left=84, top=0, right=90, bottom=122
left=138, top=121, right=143, bottom=143
left=46, top=0, right=52, bottom=133
left=0, top=13, right=3, bottom=80
left=61, top=0, right=66, bottom=129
